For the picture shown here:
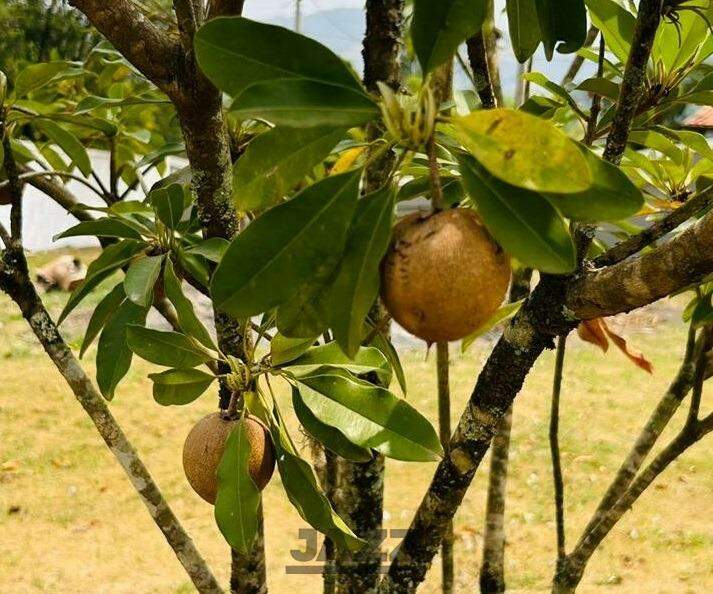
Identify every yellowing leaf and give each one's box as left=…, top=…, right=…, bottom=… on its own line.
left=331, top=146, right=366, bottom=175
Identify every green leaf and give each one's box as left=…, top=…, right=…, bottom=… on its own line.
left=543, top=145, right=644, bottom=222
left=270, top=333, right=318, bottom=366
left=184, top=238, right=229, bottom=263
left=292, top=388, right=373, bottom=462
left=653, top=6, right=713, bottom=71
left=211, top=170, right=361, bottom=319
left=13, top=61, right=78, bottom=99
left=124, top=254, right=165, bottom=307
left=268, top=415, right=363, bottom=551
left=177, top=247, right=211, bottom=287
left=461, top=299, right=524, bottom=353
left=151, top=184, right=186, bottom=230
left=452, top=108, right=591, bottom=193
left=458, top=154, right=576, bottom=273
left=97, top=300, right=149, bottom=399
left=59, top=240, right=144, bottom=324
left=397, top=175, right=464, bottom=206
left=296, top=370, right=442, bottom=462
left=411, top=0, right=487, bottom=74
left=370, top=331, right=407, bottom=395
left=194, top=17, right=363, bottom=97
left=54, top=219, right=143, bottom=241
left=80, top=283, right=126, bottom=358
left=524, top=72, right=582, bottom=114
left=126, top=326, right=214, bottom=368
left=215, top=418, right=261, bottom=554
left=535, top=0, right=587, bottom=59
left=507, top=0, right=542, bottom=62
left=233, top=127, right=346, bottom=212
left=149, top=368, right=215, bottom=406
left=325, top=187, right=395, bottom=358
left=628, top=130, right=683, bottom=164
left=163, top=259, right=217, bottom=350
left=32, top=113, right=118, bottom=136
left=232, top=79, right=378, bottom=128
left=583, top=0, right=635, bottom=64
left=35, top=119, right=91, bottom=176
left=662, top=128, right=713, bottom=162
left=575, top=77, right=620, bottom=101
left=284, top=343, right=391, bottom=386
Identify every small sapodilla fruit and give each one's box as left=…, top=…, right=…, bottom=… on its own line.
left=183, top=412, right=275, bottom=504
left=380, top=208, right=511, bottom=343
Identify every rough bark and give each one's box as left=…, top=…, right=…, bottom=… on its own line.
left=466, top=34, right=497, bottom=109
left=330, top=4, right=403, bottom=592
left=479, top=269, right=532, bottom=594
left=0, top=248, right=222, bottom=594
left=602, top=0, right=664, bottom=164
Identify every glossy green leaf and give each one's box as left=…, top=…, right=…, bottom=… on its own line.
left=211, top=170, right=361, bottom=319
left=292, top=388, right=372, bottom=462
left=54, top=218, right=143, bottom=241
left=269, top=414, right=363, bottom=551
left=284, top=343, right=391, bottom=386
left=325, top=188, right=395, bottom=358
left=124, top=254, right=164, bottom=307
left=13, top=61, right=78, bottom=99
left=663, top=128, right=713, bottom=162
left=296, top=370, right=442, bottom=462
left=543, top=145, right=644, bottom=222
left=507, top=0, right=542, bottom=62
left=232, top=79, right=378, bottom=128
left=35, top=119, right=91, bottom=176
left=628, top=130, right=683, bottom=164
left=151, top=183, right=186, bottom=230
left=215, top=417, right=261, bottom=554
left=535, top=0, right=587, bottom=59
left=177, top=247, right=211, bottom=288
left=32, top=113, right=118, bottom=137
left=270, top=333, right=318, bottom=366
left=163, top=259, right=217, bottom=350
left=411, top=0, right=487, bottom=74
left=126, top=326, right=214, bottom=368
left=59, top=240, right=144, bottom=324
left=583, top=0, right=635, bottom=64
left=275, top=282, right=329, bottom=338
left=185, top=238, right=229, bottom=263
left=97, top=300, right=149, bottom=400
left=149, top=368, right=215, bottom=406
left=233, top=127, right=346, bottom=212
left=524, top=72, right=582, bottom=114
left=461, top=299, right=524, bottom=353
left=80, top=283, right=126, bottom=358
left=653, top=7, right=713, bottom=71
left=453, top=108, right=591, bottom=193
left=575, top=77, right=620, bottom=101
left=458, top=154, right=576, bottom=273
left=370, top=331, right=407, bottom=395
left=194, top=17, right=363, bottom=98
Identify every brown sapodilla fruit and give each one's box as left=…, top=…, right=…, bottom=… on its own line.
left=182, top=412, right=275, bottom=504
left=380, top=208, right=511, bottom=343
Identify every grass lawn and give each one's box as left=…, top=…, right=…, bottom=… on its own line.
left=0, top=250, right=711, bottom=593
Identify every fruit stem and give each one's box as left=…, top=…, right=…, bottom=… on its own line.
left=427, top=136, right=445, bottom=212
left=224, top=390, right=242, bottom=420
left=436, top=341, right=454, bottom=592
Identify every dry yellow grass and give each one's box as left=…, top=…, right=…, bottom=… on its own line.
left=0, top=253, right=711, bottom=593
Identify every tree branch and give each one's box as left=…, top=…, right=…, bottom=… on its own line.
left=207, top=0, right=245, bottom=19
left=68, top=0, right=179, bottom=91
left=561, top=26, right=599, bottom=86
left=0, top=247, right=223, bottom=593
left=593, top=188, right=713, bottom=267
left=567, top=206, right=713, bottom=320
left=466, top=33, right=497, bottom=109
left=436, top=341, right=454, bottom=593
left=549, top=336, right=568, bottom=564
left=603, top=0, right=664, bottom=164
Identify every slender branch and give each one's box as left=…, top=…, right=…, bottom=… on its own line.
left=68, top=0, right=179, bottom=91
left=2, top=125, right=23, bottom=242
left=0, top=248, right=223, bottom=593
left=549, top=336, right=568, bottom=563
left=561, top=26, right=599, bottom=86
left=0, top=220, right=11, bottom=248
left=584, top=35, right=605, bottom=146
left=603, top=0, right=664, bottom=164
left=427, top=137, right=445, bottom=211
left=466, top=33, right=497, bottom=109
left=436, top=341, right=454, bottom=594
left=0, top=170, right=106, bottom=200
left=579, top=324, right=700, bottom=539
left=593, top=188, right=713, bottom=267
